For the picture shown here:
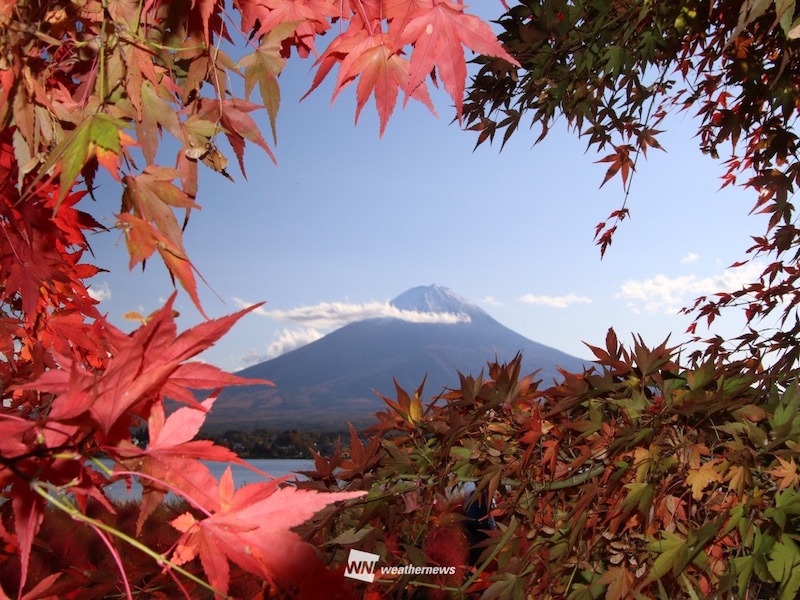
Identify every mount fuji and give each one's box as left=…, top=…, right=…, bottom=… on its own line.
left=204, top=285, right=587, bottom=431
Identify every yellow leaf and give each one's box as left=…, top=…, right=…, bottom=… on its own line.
left=409, top=391, right=422, bottom=423
left=686, top=462, right=722, bottom=501
left=122, top=311, right=146, bottom=323
left=686, top=443, right=711, bottom=469
left=633, top=445, right=659, bottom=483
left=726, top=464, right=753, bottom=496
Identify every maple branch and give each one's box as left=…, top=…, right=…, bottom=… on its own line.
left=530, top=463, right=606, bottom=492
left=599, top=64, right=671, bottom=255
left=80, top=53, right=100, bottom=108
left=0, top=432, right=96, bottom=484
left=120, top=31, right=203, bottom=54
left=402, top=579, right=462, bottom=593
left=99, top=0, right=109, bottom=104
left=210, top=41, right=227, bottom=117
left=133, top=0, right=145, bottom=33
left=623, top=65, right=670, bottom=195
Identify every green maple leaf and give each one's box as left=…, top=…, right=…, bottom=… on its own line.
left=237, top=22, right=298, bottom=144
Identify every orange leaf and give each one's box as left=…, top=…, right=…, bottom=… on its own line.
left=768, top=457, right=800, bottom=490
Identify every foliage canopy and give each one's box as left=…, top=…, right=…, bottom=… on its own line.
left=5, top=0, right=800, bottom=598
left=465, top=0, right=800, bottom=377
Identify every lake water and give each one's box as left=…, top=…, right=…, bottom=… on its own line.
left=104, top=458, right=315, bottom=503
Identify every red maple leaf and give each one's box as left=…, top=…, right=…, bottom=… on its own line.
left=10, top=483, right=45, bottom=596
left=398, top=0, right=519, bottom=121
left=0, top=212, right=72, bottom=322
left=171, top=468, right=365, bottom=596
left=16, top=297, right=271, bottom=435
left=115, top=395, right=252, bottom=533
left=305, top=25, right=436, bottom=135
left=385, top=0, right=433, bottom=35
left=249, top=0, right=338, bottom=58
left=596, top=144, right=636, bottom=188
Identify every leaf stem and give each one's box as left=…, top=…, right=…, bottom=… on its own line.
left=86, top=521, right=133, bottom=600
left=111, top=469, right=214, bottom=517
left=134, top=0, right=144, bottom=32
left=99, top=0, right=108, bottom=103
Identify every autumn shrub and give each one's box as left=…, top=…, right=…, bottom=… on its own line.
left=302, top=332, right=800, bottom=599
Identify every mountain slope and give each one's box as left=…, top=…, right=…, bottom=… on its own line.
left=205, top=286, right=587, bottom=431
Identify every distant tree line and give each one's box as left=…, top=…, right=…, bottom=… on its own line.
left=131, top=425, right=349, bottom=459
left=198, top=429, right=348, bottom=459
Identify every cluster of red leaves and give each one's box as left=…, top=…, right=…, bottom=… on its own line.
left=0, top=131, right=366, bottom=597
left=302, top=335, right=800, bottom=598
left=0, top=0, right=519, bottom=597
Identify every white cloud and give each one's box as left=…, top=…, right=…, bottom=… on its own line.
left=88, top=282, right=111, bottom=302
left=481, top=296, right=502, bottom=306
left=266, top=327, right=323, bottom=359
left=616, top=262, right=764, bottom=314
left=518, top=293, right=592, bottom=309
left=232, top=298, right=471, bottom=329
left=680, top=252, right=700, bottom=264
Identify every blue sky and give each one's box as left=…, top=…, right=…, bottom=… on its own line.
left=84, top=4, right=767, bottom=375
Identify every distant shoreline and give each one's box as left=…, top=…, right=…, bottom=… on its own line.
left=134, top=426, right=351, bottom=460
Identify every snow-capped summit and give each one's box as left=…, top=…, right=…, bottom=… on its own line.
left=390, top=284, right=489, bottom=320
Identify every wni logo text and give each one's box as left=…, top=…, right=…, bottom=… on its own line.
left=344, top=549, right=380, bottom=583
left=344, top=549, right=457, bottom=584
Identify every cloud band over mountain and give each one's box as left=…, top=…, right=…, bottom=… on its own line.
left=233, top=298, right=472, bottom=329
left=231, top=298, right=473, bottom=363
